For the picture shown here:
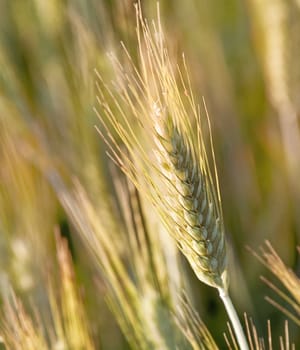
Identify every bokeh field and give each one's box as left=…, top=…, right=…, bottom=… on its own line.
left=0, top=0, right=300, bottom=348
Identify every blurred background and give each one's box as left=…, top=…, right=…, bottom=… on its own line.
left=0, top=0, right=300, bottom=348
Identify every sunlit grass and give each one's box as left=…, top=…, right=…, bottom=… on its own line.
left=0, top=0, right=299, bottom=348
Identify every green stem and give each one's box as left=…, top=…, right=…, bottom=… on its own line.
left=218, top=288, right=249, bottom=350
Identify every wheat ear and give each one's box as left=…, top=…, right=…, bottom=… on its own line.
left=153, top=109, right=227, bottom=290
left=153, top=104, right=248, bottom=350
left=95, top=2, right=249, bottom=348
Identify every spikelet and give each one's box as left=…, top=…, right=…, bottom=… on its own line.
left=95, top=2, right=228, bottom=291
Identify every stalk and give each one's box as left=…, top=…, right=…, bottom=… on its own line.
left=218, top=288, right=249, bottom=350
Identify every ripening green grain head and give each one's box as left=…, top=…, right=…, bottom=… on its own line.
left=95, top=2, right=228, bottom=292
